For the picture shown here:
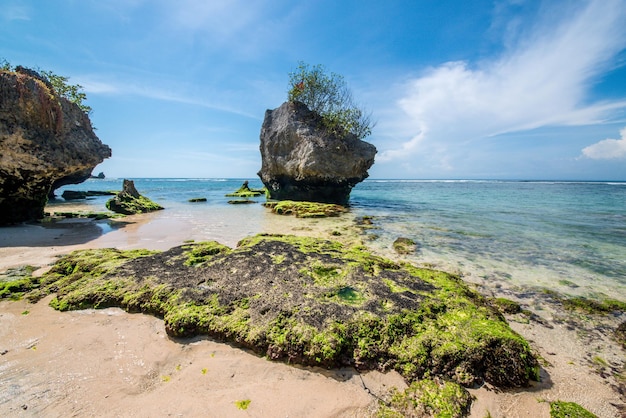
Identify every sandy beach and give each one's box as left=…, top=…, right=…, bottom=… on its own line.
left=1, top=211, right=624, bottom=417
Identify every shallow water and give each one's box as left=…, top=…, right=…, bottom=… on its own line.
left=50, top=178, right=626, bottom=299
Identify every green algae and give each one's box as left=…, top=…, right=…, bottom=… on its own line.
left=392, top=237, right=416, bottom=255
left=490, top=297, right=522, bottom=314
left=106, top=194, right=163, bottom=215
left=225, top=182, right=266, bottom=198
left=30, top=234, right=538, bottom=389
left=234, top=399, right=251, bottom=410
left=263, top=200, right=347, bottom=218
left=182, top=241, right=232, bottom=266
left=549, top=401, right=597, bottom=418
left=0, top=266, right=39, bottom=300
left=377, top=378, right=472, bottom=418
left=561, top=296, right=626, bottom=314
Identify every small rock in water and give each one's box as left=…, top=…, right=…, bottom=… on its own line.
left=393, top=237, right=418, bottom=254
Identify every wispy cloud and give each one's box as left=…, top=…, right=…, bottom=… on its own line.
left=1, top=3, right=31, bottom=21
left=582, top=126, right=626, bottom=159
left=379, top=0, right=626, bottom=166
left=77, top=75, right=260, bottom=120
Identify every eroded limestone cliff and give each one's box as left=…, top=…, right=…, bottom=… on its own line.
left=0, top=67, right=111, bottom=224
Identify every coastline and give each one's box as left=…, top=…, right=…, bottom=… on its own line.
left=0, top=208, right=624, bottom=417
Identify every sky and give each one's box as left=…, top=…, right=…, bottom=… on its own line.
left=2, top=0, right=626, bottom=180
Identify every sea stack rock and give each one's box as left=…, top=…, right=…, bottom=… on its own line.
left=258, top=101, right=376, bottom=205
left=106, top=179, right=163, bottom=215
left=0, top=67, right=111, bottom=224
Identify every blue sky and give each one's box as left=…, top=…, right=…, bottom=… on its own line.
left=2, top=0, right=626, bottom=180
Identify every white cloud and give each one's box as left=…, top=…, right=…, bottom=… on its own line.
left=582, top=127, right=626, bottom=159
left=379, top=0, right=626, bottom=164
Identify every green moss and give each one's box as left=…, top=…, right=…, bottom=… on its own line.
left=234, top=399, right=251, bottom=410
left=188, top=197, right=207, bottom=202
left=263, top=200, right=346, bottom=218
left=225, top=182, right=265, bottom=198
left=182, top=241, right=231, bottom=266
left=237, top=233, right=344, bottom=255
left=549, top=401, right=597, bottom=418
left=491, top=297, right=522, bottom=314
left=0, top=266, right=39, bottom=300
left=383, top=278, right=413, bottom=294
left=562, top=296, right=626, bottom=314
left=36, top=234, right=538, bottom=389
left=392, top=237, right=416, bottom=255
left=377, top=378, right=472, bottom=418
left=106, top=194, right=163, bottom=215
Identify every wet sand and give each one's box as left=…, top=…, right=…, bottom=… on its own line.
left=1, top=210, right=625, bottom=417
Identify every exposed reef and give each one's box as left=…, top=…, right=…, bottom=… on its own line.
left=257, top=101, right=376, bottom=205
left=23, top=234, right=538, bottom=390
left=263, top=200, right=347, bottom=218
left=0, top=67, right=111, bottom=224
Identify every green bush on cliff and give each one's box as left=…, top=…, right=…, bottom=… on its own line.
left=1, top=58, right=91, bottom=114
left=287, top=62, right=374, bottom=139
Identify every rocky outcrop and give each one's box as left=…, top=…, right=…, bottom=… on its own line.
left=26, top=234, right=539, bottom=389
left=258, top=101, right=376, bottom=205
left=0, top=67, right=111, bottom=224
left=106, top=179, right=163, bottom=215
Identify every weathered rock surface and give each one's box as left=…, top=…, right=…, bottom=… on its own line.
left=258, top=101, right=376, bottom=205
left=106, top=179, right=163, bottom=215
left=30, top=234, right=539, bottom=389
left=0, top=67, right=111, bottom=224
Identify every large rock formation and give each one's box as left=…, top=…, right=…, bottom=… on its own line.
left=258, top=101, right=376, bottom=205
left=0, top=67, right=111, bottom=224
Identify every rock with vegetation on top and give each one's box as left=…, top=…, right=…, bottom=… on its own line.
left=0, top=67, right=111, bottom=224
left=257, top=101, right=376, bottom=205
left=106, top=179, right=163, bottom=215
left=26, top=234, right=539, bottom=391
left=225, top=181, right=265, bottom=198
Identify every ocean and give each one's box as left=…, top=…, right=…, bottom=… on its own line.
left=50, top=178, right=626, bottom=300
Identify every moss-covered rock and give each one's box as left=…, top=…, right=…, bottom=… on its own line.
left=561, top=296, right=626, bottom=315
left=392, top=237, right=417, bottom=255
left=0, top=266, right=39, bottom=300
left=549, top=401, right=597, bottom=418
left=32, top=234, right=538, bottom=389
left=263, top=200, right=347, bottom=218
left=225, top=181, right=266, bottom=198
left=377, top=378, right=472, bottom=418
left=106, top=179, right=163, bottom=215
left=490, top=297, right=522, bottom=314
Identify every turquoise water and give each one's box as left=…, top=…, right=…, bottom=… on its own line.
left=52, top=178, right=626, bottom=299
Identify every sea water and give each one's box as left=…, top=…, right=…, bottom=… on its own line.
left=51, top=178, right=626, bottom=299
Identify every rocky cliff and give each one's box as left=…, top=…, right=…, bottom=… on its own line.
left=258, top=101, right=376, bottom=205
left=0, top=67, right=111, bottom=224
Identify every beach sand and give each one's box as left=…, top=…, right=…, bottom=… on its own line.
left=1, top=210, right=624, bottom=417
